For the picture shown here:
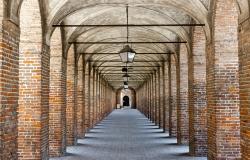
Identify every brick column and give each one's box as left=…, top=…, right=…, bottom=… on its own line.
left=84, top=62, right=89, bottom=130
left=77, top=55, right=85, bottom=138
left=92, top=69, right=96, bottom=125
left=49, top=28, right=66, bottom=157
left=150, top=76, right=154, bottom=121
left=239, top=19, right=250, bottom=160
left=66, top=46, right=77, bottom=146
left=162, top=64, right=166, bottom=132
left=153, top=73, right=157, bottom=124
left=164, top=61, right=170, bottom=132
left=96, top=73, right=100, bottom=122
left=18, top=0, right=50, bottom=158
left=157, top=69, right=161, bottom=128
left=100, top=79, right=103, bottom=119
left=177, top=44, right=189, bottom=144
left=189, top=26, right=207, bottom=156
left=0, top=20, right=19, bottom=160
left=169, top=56, right=177, bottom=137
left=89, top=66, right=94, bottom=128
left=148, top=78, right=152, bottom=120
left=147, top=81, right=150, bottom=118
left=207, top=0, right=240, bottom=159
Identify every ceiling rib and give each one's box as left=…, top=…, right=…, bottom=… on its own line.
left=94, top=66, right=160, bottom=68
left=70, top=41, right=186, bottom=44
left=53, top=24, right=205, bottom=27
left=89, top=60, right=164, bottom=62
left=81, top=52, right=174, bottom=55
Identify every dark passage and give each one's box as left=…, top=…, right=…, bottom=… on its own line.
left=123, top=96, right=130, bottom=106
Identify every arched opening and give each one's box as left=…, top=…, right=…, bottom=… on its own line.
left=116, top=88, right=136, bottom=109
left=123, top=96, right=130, bottom=107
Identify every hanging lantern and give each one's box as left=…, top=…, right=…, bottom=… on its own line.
left=119, top=45, right=136, bottom=63
left=124, top=81, right=129, bottom=89
left=123, top=73, right=130, bottom=82
left=122, top=67, right=128, bottom=72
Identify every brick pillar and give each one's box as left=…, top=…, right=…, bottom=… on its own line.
left=162, top=64, right=166, bottom=132
left=77, top=55, right=85, bottom=138
left=164, top=61, right=170, bottom=132
left=239, top=18, right=250, bottom=160
left=169, top=56, right=177, bottom=137
left=148, top=78, right=152, bottom=120
left=0, top=20, right=19, bottom=160
left=96, top=73, right=100, bottom=122
left=66, top=46, right=77, bottom=146
left=103, top=83, right=107, bottom=116
left=94, top=71, right=98, bottom=124
left=177, top=44, right=189, bottom=144
left=189, top=26, right=207, bottom=156
left=207, top=0, right=241, bottom=159
left=18, top=0, right=50, bottom=158
left=100, top=78, right=104, bottom=119
left=157, top=69, right=161, bottom=128
left=91, top=69, right=95, bottom=127
left=153, top=73, right=157, bottom=124
left=49, top=28, right=66, bottom=157
left=147, top=81, right=150, bottom=118
left=89, top=66, right=94, bottom=128
left=150, top=76, right=154, bottom=121
left=100, top=79, right=103, bottom=119
left=84, top=63, right=89, bottom=130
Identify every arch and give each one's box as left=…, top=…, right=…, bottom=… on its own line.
left=123, top=96, right=130, bottom=106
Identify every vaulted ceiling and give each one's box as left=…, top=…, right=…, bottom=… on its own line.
left=7, top=0, right=250, bottom=89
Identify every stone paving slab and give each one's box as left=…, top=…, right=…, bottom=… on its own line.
left=51, top=109, right=207, bottom=160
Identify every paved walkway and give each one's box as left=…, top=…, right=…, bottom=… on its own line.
left=51, top=109, right=207, bottom=160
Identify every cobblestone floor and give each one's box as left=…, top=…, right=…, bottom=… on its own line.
left=51, top=109, right=207, bottom=160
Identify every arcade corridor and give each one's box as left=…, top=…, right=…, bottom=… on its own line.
left=1, top=0, right=250, bottom=160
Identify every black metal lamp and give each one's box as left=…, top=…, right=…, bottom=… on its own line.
left=123, top=73, right=130, bottom=81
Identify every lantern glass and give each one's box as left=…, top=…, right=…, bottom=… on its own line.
left=119, top=45, right=136, bottom=63
left=123, top=73, right=130, bottom=81
left=124, top=85, right=129, bottom=89
left=123, top=76, right=129, bottom=81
